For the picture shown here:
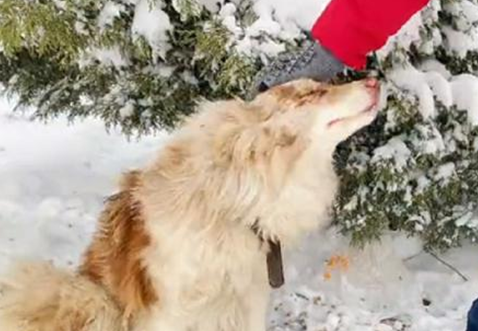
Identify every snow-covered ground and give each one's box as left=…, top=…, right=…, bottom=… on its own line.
left=0, top=98, right=164, bottom=271
left=0, top=99, right=477, bottom=331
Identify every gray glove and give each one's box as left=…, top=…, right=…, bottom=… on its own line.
left=252, top=39, right=346, bottom=95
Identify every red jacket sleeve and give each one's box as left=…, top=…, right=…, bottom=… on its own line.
left=311, top=0, right=430, bottom=69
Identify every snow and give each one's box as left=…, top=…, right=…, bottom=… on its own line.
left=132, top=0, right=172, bottom=59
left=98, top=1, right=123, bottom=30
left=389, top=67, right=436, bottom=119
left=423, top=134, right=445, bottom=155
left=195, top=0, right=225, bottom=12
left=274, top=230, right=478, bottom=331
left=196, top=0, right=329, bottom=32
left=252, top=0, right=329, bottom=33
left=119, top=101, right=135, bottom=119
left=1, top=100, right=478, bottom=330
left=442, top=26, right=478, bottom=58
left=423, top=71, right=453, bottom=108
left=219, top=3, right=242, bottom=37
left=384, top=67, right=478, bottom=127
left=91, top=47, right=128, bottom=68
left=372, top=137, right=412, bottom=170
left=379, top=11, right=424, bottom=57
left=0, top=98, right=162, bottom=271
left=434, top=163, right=456, bottom=183
left=451, top=74, right=478, bottom=126
left=217, top=0, right=332, bottom=59
left=455, top=212, right=478, bottom=228
left=444, top=1, right=478, bottom=30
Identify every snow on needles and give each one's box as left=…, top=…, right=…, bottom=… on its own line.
left=372, top=137, right=411, bottom=170
left=451, top=74, right=478, bottom=125
left=389, top=66, right=436, bottom=119
left=98, top=1, right=122, bottom=30
left=389, top=66, right=478, bottom=126
left=132, top=0, right=172, bottom=60
left=91, top=47, right=129, bottom=68
left=252, top=0, right=330, bottom=33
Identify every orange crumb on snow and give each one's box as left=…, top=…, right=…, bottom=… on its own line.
left=323, top=254, right=350, bottom=281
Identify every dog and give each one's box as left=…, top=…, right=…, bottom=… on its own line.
left=0, top=78, right=380, bottom=331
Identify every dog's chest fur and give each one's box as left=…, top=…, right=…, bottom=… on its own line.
left=140, top=211, right=270, bottom=331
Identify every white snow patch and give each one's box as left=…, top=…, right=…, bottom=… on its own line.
left=455, top=212, right=478, bottom=228
left=420, top=59, right=452, bottom=80
left=219, top=3, right=242, bottom=37
left=423, top=71, right=453, bottom=107
left=195, top=0, right=224, bottom=12
left=0, top=99, right=163, bottom=269
left=247, top=17, right=282, bottom=38
left=443, top=25, right=478, bottom=58
left=416, top=176, right=431, bottom=194
left=423, top=135, right=445, bottom=155
left=98, top=1, right=122, bottom=29
left=91, top=47, right=128, bottom=68
left=460, top=1, right=478, bottom=23
left=74, top=21, right=88, bottom=35
left=451, top=74, right=478, bottom=125
left=119, top=102, right=135, bottom=119
left=444, top=1, right=478, bottom=30
left=372, top=137, right=411, bottom=170
left=52, top=0, right=67, bottom=11
left=379, top=10, right=423, bottom=56
left=435, top=162, right=456, bottom=182
left=132, top=0, right=172, bottom=59
left=252, top=0, right=329, bottom=33
left=231, top=0, right=331, bottom=58
left=389, top=67, right=436, bottom=118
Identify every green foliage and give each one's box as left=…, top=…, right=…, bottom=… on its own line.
left=0, top=0, right=94, bottom=63
left=333, top=0, right=478, bottom=251
left=172, top=0, right=202, bottom=22
left=335, top=97, right=478, bottom=251
left=0, top=0, right=260, bottom=135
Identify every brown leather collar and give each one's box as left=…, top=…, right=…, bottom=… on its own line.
left=251, top=221, right=284, bottom=289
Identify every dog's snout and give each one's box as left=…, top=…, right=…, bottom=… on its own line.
left=364, top=77, right=379, bottom=89
left=363, top=78, right=380, bottom=104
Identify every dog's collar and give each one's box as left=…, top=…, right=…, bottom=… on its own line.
left=251, top=220, right=284, bottom=289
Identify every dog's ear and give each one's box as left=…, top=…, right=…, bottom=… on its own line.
left=264, top=124, right=298, bottom=147
left=213, top=124, right=241, bottom=167
left=213, top=124, right=260, bottom=167
left=259, top=123, right=306, bottom=193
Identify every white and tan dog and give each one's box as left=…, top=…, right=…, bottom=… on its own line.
left=0, top=78, right=380, bottom=331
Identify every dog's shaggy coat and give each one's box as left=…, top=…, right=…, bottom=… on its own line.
left=0, top=78, right=380, bottom=331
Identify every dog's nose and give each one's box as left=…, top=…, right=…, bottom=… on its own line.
left=364, top=77, right=379, bottom=88
left=364, top=78, right=380, bottom=107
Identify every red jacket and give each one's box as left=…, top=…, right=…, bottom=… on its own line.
left=311, top=0, right=430, bottom=69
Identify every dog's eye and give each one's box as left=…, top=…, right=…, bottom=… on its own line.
left=302, top=88, right=328, bottom=98
left=314, top=88, right=328, bottom=97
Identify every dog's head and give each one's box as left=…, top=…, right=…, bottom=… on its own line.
left=200, top=78, right=380, bottom=173
left=149, top=78, right=380, bottom=235
left=250, top=77, right=380, bottom=149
